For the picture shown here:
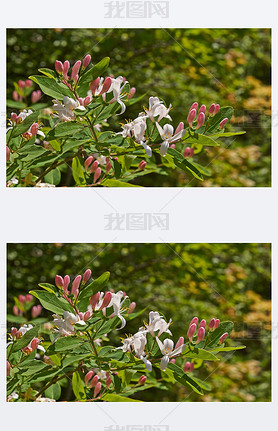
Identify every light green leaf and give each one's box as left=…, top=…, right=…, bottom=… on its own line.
left=46, top=337, right=86, bottom=354
left=72, top=157, right=86, bottom=186
left=183, top=347, right=219, bottom=361
left=205, top=106, right=234, bottom=135
left=101, top=179, right=141, bottom=187
left=205, top=321, right=234, bottom=348
left=78, top=57, right=110, bottom=95
left=78, top=272, right=110, bottom=302
left=72, top=371, right=86, bottom=401
left=45, top=168, right=61, bottom=185
left=29, top=290, right=73, bottom=315
left=167, top=362, right=203, bottom=395
left=184, top=132, right=220, bottom=147
left=46, top=122, right=85, bottom=140
left=38, top=283, right=57, bottom=293
left=102, top=393, right=142, bottom=402
left=45, top=382, right=61, bottom=400
left=29, top=75, right=73, bottom=100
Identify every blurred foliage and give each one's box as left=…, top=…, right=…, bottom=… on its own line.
left=7, top=28, right=271, bottom=187
left=7, top=243, right=271, bottom=401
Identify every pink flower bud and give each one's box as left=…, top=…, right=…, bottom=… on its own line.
left=170, top=358, right=176, bottom=364
left=128, top=302, right=136, bottom=314
left=90, top=77, right=100, bottom=95
left=30, top=123, right=39, bottom=136
left=63, top=275, right=70, bottom=292
left=189, top=363, right=194, bottom=372
left=187, top=323, right=197, bottom=342
left=7, top=361, right=10, bottom=377
left=85, top=370, right=94, bottom=386
left=18, top=295, right=26, bottom=303
left=84, top=95, right=91, bottom=106
left=63, top=60, right=70, bottom=78
left=189, top=316, right=199, bottom=326
left=25, top=79, right=33, bottom=87
left=85, top=156, right=94, bottom=171
left=219, top=332, right=229, bottom=344
left=31, top=90, right=41, bottom=104
left=187, top=108, right=197, bottom=127
left=55, top=275, right=64, bottom=289
left=170, top=144, right=176, bottom=149
left=31, top=338, right=40, bottom=350
left=71, top=275, right=81, bottom=296
left=138, top=375, right=147, bottom=385
left=11, top=112, right=18, bottom=123
left=196, top=327, right=205, bottom=344
left=184, top=147, right=194, bottom=158
left=106, top=375, right=112, bottom=388
left=175, top=337, right=184, bottom=349
left=128, top=87, right=136, bottom=99
left=11, top=327, right=17, bottom=337
left=174, top=122, right=184, bottom=135
left=199, top=319, right=206, bottom=328
left=13, top=305, right=19, bottom=316
left=18, top=80, right=26, bottom=88
left=94, top=381, right=102, bottom=398
left=90, top=292, right=100, bottom=309
left=99, top=291, right=112, bottom=310
left=32, top=305, right=42, bottom=318
left=90, top=375, right=99, bottom=388
left=82, top=54, right=91, bottom=69
left=189, top=102, right=198, bottom=111
left=199, top=104, right=206, bottom=114
left=219, top=118, right=229, bottom=129
left=12, top=91, right=19, bottom=101
left=6, top=146, right=10, bottom=162
left=93, top=167, right=102, bottom=184
left=26, top=294, right=33, bottom=302
left=208, top=318, right=216, bottom=330
left=71, top=60, right=81, bottom=81
left=83, top=269, right=92, bottom=283
left=214, top=319, right=220, bottom=329
left=138, top=160, right=147, bottom=170
left=106, top=161, right=112, bottom=173
left=89, top=160, right=99, bottom=174
left=84, top=310, right=91, bottom=321
left=214, top=104, right=220, bottom=114
left=183, top=362, right=191, bottom=372
left=23, top=346, right=33, bottom=355
left=196, top=112, right=205, bottom=129
left=78, top=312, right=84, bottom=320
left=99, top=77, right=112, bottom=96
left=55, top=60, right=64, bottom=74
left=208, top=103, right=216, bottom=115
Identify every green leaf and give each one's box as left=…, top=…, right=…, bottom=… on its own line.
left=184, top=132, right=220, bottom=147
left=72, top=157, right=86, bottom=186
left=12, top=325, right=40, bottom=353
left=29, top=290, right=73, bottom=315
left=167, top=148, right=204, bottom=181
left=45, top=382, right=61, bottom=400
left=29, top=75, right=73, bottom=100
left=20, top=361, right=49, bottom=376
left=167, top=362, right=203, bottom=395
left=205, top=106, right=234, bottom=135
left=205, top=321, right=234, bottom=348
left=210, top=345, right=246, bottom=353
left=183, top=347, right=219, bottom=361
left=102, top=393, right=142, bottom=402
left=101, top=179, right=142, bottom=187
left=38, top=283, right=57, bottom=293
left=44, top=167, right=61, bottom=185
left=72, top=371, right=86, bottom=401
left=78, top=272, right=110, bottom=303
left=46, top=337, right=86, bottom=354
left=209, top=131, right=246, bottom=139
left=78, top=57, right=110, bottom=94
left=38, top=68, right=57, bottom=79
left=46, top=122, right=85, bottom=140
left=12, top=112, right=40, bottom=138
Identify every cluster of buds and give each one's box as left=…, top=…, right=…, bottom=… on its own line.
left=12, top=79, right=33, bottom=101
left=22, top=123, right=41, bottom=140
left=187, top=316, right=228, bottom=345
left=55, top=54, right=92, bottom=85
left=55, top=269, right=92, bottom=302
left=13, top=294, right=33, bottom=316
left=183, top=361, right=194, bottom=373
left=183, top=147, right=194, bottom=158
left=84, top=369, right=114, bottom=398
left=84, top=155, right=113, bottom=183
left=22, top=337, right=41, bottom=355
left=186, top=102, right=228, bottom=131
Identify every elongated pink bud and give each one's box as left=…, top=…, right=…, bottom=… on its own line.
left=7, top=361, right=11, bottom=377
left=128, top=302, right=136, bottom=314
left=32, top=305, right=42, bottom=318
left=138, top=375, right=147, bottom=385
left=11, top=327, right=18, bottom=337
left=26, top=294, right=33, bottom=302
left=187, top=323, right=197, bottom=342
left=84, top=310, right=91, bottom=321
left=184, top=147, right=194, bottom=158
left=190, top=317, right=199, bottom=326
left=25, top=79, right=33, bottom=87
left=71, top=275, right=81, bottom=296
left=128, top=87, right=136, bottom=99
left=55, top=60, right=64, bottom=74
left=85, top=370, right=94, bottom=386
left=187, top=108, right=197, bottom=127
left=93, top=167, right=102, bottom=183
left=196, top=327, right=205, bottom=344
left=208, top=318, right=216, bottom=330
left=219, top=118, right=228, bottom=129
left=31, top=338, right=40, bottom=350
left=183, top=362, right=191, bottom=372
left=199, top=104, right=206, bottom=114
left=106, top=375, right=112, bottom=388
left=90, top=77, right=101, bottom=95
left=196, top=112, right=205, bottom=129
left=99, top=291, right=112, bottom=310
left=83, top=269, right=92, bottom=283
left=219, top=332, right=229, bottom=344
left=90, top=292, right=100, bottom=309
left=138, top=160, right=147, bottom=170
left=170, top=144, right=176, bottom=149
left=55, top=275, right=64, bottom=289
left=31, top=90, right=41, bottom=104
left=199, top=319, right=206, bottom=328
left=78, top=312, right=84, bottom=320
left=106, top=161, right=112, bottom=173
left=214, top=318, right=220, bottom=329
left=89, top=160, right=99, bottom=174
left=85, top=156, right=94, bottom=171
left=6, top=146, right=10, bottom=162
left=82, top=54, right=91, bottom=69
left=18, top=80, right=26, bottom=88
left=18, top=295, right=26, bottom=303
left=63, top=60, right=70, bottom=78
left=214, top=104, right=220, bottom=114
left=11, top=112, right=17, bottom=123
left=12, top=91, right=19, bottom=101
left=175, top=122, right=184, bottom=135
left=175, top=336, right=184, bottom=349
left=99, top=77, right=112, bottom=96
left=13, top=305, right=19, bottom=316
left=84, top=96, right=91, bottom=106
left=90, top=375, right=99, bottom=388
left=189, top=102, right=198, bottom=111
left=63, top=275, right=70, bottom=292
left=94, top=381, right=102, bottom=398
left=208, top=103, right=216, bottom=115
left=71, top=60, right=81, bottom=80
left=30, top=123, right=39, bottom=136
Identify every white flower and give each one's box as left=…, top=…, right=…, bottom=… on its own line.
left=108, top=291, right=128, bottom=330
left=107, top=76, right=129, bottom=115
left=52, top=96, right=85, bottom=122
left=53, top=311, right=85, bottom=336
left=18, top=109, right=33, bottom=121
left=7, top=177, right=19, bottom=187
left=93, top=368, right=107, bottom=380
left=17, top=324, right=33, bottom=336
left=156, top=337, right=186, bottom=371
left=146, top=311, right=172, bottom=337
left=119, top=330, right=152, bottom=371
left=144, top=97, right=172, bottom=122
left=93, top=153, right=107, bottom=165
left=118, top=116, right=152, bottom=157
left=156, top=123, right=186, bottom=156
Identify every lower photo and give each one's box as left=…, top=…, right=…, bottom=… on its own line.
left=6, top=243, right=271, bottom=402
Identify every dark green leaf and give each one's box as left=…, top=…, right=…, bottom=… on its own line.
left=29, top=290, right=73, bottom=315
left=12, top=325, right=40, bottom=353
left=12, top=112, right=40, bottom=138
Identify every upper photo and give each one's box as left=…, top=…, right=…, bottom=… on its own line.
left=6, top=28, right=271, bottom=187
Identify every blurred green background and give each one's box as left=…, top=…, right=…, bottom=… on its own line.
left=7, top=243, right=271, bottom=401
left=7, top=28, right=271, bottom=187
